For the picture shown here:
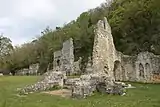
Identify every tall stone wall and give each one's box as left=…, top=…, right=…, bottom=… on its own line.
left=53, top=50, right=62, bottom=70
left=92, top=17, right=120, bottom=80
left=120, top=52, right=160, bottom=82
left=92, top=17, right=160, bottom=83
left=61, top=38, right=74, bottom=75
left=111, top=51, right=160, bottom=83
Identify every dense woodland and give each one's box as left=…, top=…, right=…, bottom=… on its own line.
left=0, top=0, right=160, bottom=74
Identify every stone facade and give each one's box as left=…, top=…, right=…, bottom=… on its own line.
left=16, top=68, right=29, bottom=76
left=92, top=17, right=119, bottom=80
left=16, top=63, right=39, bottom=76
left=92, top=17, right=160, bottom=83
left=29, top=63, right=39, bottom=75
left=61, top=38, right=74, bottom=75
left=85, top=57, right=93, bottom=74
left=53, top=50, right=62, bottom=71
left=52, top=38, right=75, bottom=75
left=116, top=52, right=160, bottom=83
left=73, top=57, right=82, bottom=75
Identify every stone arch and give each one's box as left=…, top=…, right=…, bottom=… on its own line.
left=103, top=20, right=106, bottom=29
left=113, top=60, right=122, bottom=81
left=57, top=59, right=60, bottom=67
left=139, top=63, right=144, bottom=78
left=145, top=63, right=151, bottom=79
left=145, top=63, right=150, bottom=73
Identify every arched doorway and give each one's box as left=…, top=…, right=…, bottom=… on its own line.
left=57, top=59, right=60, bottom=67
left=113, top=60, right=122, bottom=81
left=145, top=63, right=151, bottom=79
left=139, top=63, right=144, bottom=78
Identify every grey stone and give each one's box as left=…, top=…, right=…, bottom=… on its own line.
left=71, top=73, right=118, bottom=98
left=91, top=17, right=160, bottom=83
left=92, top=17, right=116, bottom=81
left=85, top=57, right=93, bottom=74
left=53, top=50, right=62, bottom=70
left=19, top=71, right=66, bottom=94
left=61, top=38, right=74, bottom=76
left=29, top=63, right=39, bottom=75
left=16, top=63, right=39, bottom=76
left=74, top=57, right=82, bottom=74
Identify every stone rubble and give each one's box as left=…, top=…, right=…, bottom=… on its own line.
left=71, top=73, right=128, bottom=98
left=19, top=71, right=66, bottom=95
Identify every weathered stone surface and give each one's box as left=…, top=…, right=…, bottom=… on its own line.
left=85, top=57, right=93, bottom=74
left=92, top=17, right=117, bottom=80
left=71, top=73, right=127, bottom=98
left=73, top=57, right=82, bottom=74
left=16, top=68, right=29, bottom=76
left=115, top=52, right=160, bottom=83
left=29, top=63, right=39, bottom=75
left=19, top=71, right=66, bottom=94
left=16, top=63, right=39, bottom=76
left=61, top=38, right=74, bottom=76
left=91, top=17, right=160, bottom=83
left=53, top=50, right=62, bottom=70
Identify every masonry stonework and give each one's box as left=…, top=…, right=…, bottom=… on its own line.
left=93, top=17, right=160, bottom=83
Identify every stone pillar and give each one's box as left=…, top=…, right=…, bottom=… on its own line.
left=92, top=17, right=116, bottom=80
left=61, top=38, right=74, bottom=76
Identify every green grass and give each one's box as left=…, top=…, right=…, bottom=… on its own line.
left=0, top=76, right=160, bottom=107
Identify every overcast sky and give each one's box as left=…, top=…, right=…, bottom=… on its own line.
left=0, top=0, right=106, bottom=45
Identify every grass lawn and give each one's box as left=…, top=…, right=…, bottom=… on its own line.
left=0, top=76, right=160, bottom=107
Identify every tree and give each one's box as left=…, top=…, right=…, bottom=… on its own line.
left=0, top=34, right=13, bottom=58
left=0, top=34, right=13, bottom=69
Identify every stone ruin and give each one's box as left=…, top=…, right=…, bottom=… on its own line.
left=53, top=38, right=77, bottom=75
left=16, top=63, right=39, bottom=76
left=18, top=39, right=82, bottom=95
left=19, top=71, right=66, bottom=95
left=19, top=17, right=160, bottom=98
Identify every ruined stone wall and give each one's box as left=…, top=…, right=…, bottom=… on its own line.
left=29, top=63, right=39, bottom=75
left=119, top=52, right=160, bottom=83
left=135, top=52, right=160, bottom=82
left=73, top=57, right=82, bottom=74
left=121, top=55, right=137, bottom=81
left=53, top=50, right=62, bottom=70
left=92, top=17, right=160, bottom=83
left=92, top=17, right=121, bottom=80
left=16, top=63, right=39, bottom=76
left=16, top=68, right=29, bottom=76
left=61, top=38, right=74, bottom=75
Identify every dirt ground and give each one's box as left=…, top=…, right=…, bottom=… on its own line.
left=42, top=89, right=72, bottom=97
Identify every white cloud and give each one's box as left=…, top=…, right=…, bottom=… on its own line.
left=0, top=0, right=106, bottom=46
